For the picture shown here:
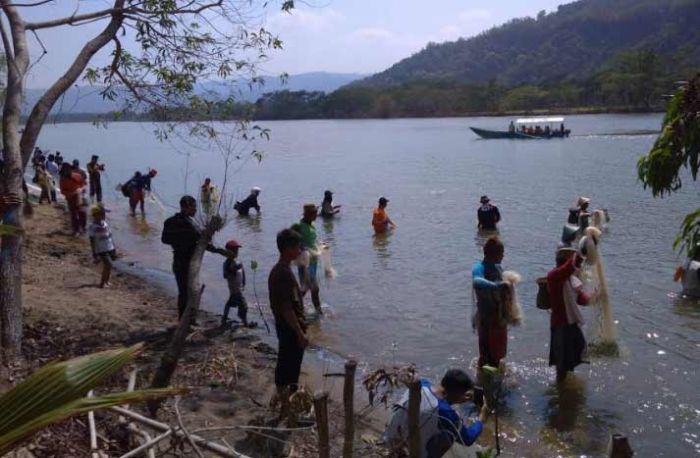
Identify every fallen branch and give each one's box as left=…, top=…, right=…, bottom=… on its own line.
left=174, top=396, right=205, bottom=458
left=111, top=406, right=251, bottom=458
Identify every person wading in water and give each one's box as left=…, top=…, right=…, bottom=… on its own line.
left=477, top=195, right=501, bottom=231
left=472, top=236, right=509, bottom=369
left=546, top=247, right=592, bottom=383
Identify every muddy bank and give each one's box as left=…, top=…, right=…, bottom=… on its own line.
left=2, top=201, right=386, bottom=457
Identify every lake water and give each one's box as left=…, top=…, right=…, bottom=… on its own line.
left=38, top=115, right=699, bottom=456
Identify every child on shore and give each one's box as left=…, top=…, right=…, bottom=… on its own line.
left=88, top=205, right=117, bottom=288
left=222, top=240, right=256, bottom=328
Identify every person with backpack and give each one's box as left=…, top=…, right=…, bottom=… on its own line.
left=384, top=369, right=488, bottom=458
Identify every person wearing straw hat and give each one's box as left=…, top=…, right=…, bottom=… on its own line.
left=546, top=247, right=592, bottom=383
left=235, top=186, right=262, bottom=216
left=88, top=204, right=117, bottom=288
left=477, top=195, right=501, bottom=231
left=292, top=203, right=323, bottom=315
left=568, top=196, right=591, bottom=227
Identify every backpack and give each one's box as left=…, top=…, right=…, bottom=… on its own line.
left=120, top=180, right=132, bottom=197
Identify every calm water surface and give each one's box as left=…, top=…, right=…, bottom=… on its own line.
left=38, top=115, right=699, bottom=456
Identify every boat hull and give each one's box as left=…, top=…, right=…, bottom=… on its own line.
left=470, top=127, right=570, bottom=139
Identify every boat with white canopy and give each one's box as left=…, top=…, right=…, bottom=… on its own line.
left=470, top=116, right=571, bottom=139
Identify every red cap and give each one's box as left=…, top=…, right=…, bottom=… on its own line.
left=225, top=240, right=242, bottom=250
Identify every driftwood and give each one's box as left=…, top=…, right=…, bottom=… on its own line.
left=342, top=360, right=357, bottom=458
left=112, top=406, right=252, bottom=458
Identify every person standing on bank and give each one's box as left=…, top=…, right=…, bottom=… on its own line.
left=477, top=195, right=501, bottom=231
left=292, top=203, right=323, bottom=315
left=87, top=155, right=105, bottom=203
left=221, top=239, right=256, bottom=328
left=269, top=228, right=308, bottom=418
left=472, top=236, right=509, bottom=369
left=161, top=195, right=225, bottom=319
left=546, top=247, right=592, bottom=383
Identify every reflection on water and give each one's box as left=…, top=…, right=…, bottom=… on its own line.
left=372, top=232, right=392, bottom=264
left=126, top=215, right=156, bottom=236
left=541, top=375, right=617, bottom=454
left=233, top=214, right=262, bottom=233
left=321, top=217, right=335, bottom=237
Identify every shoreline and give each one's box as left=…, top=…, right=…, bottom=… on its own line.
left=31, top=107, right=665, bottom=125
left=8, top=200, right=386, bottom=457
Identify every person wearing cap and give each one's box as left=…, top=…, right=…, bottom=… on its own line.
left=291, top=203, right=323, bottom=315
left=477, top=195, right=501, bottom=231
left=546, top=247, right=592, bottom=383
left=88, top=204, right=117, bottom=288
left=87, top=155, right=105, bottom=203
left=221, top=240, right=256, bottom=328
left=372, top=197, right=396, bottom=234
left=568, top=196, right=591, bottom=228
left=674, top=244, right=700, bottom=298
left=162, top=195, right=226, bottom=319
left=235, top=186, right=261, bottom=216
left=320, top=190, right=341, bottom=218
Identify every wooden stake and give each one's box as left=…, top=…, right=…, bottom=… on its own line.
left=609, top=433, right=634, bottom=458
left=407, top=376, right=421, bottom=458
left=342, top=360, right=357, bottom=458
left=313, top=391, right=330, bottom=458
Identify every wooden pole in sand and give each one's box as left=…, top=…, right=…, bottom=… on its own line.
left=342, top=360, right=357, bottom=458
left=609, top=433, right=634, bottom=458
left=313, top=391, right=330, bottom=458
left=407, top=376, right=421, bottom=458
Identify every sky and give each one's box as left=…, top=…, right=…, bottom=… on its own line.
left=20, top=0, right=573, bottom=88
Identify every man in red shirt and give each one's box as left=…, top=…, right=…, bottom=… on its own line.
left=546, top=248, right=592, bottom=383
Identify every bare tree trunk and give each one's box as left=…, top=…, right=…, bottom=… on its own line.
left=149, top=217, right=222, bottom=416
left=0, top=1, right=31, bottom=361
left=0, top=1, right=124, bottom=361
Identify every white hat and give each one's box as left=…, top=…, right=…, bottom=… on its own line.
left=251, top=186, right=261, bottom=193
left=577, top=196, right=590, bottom=206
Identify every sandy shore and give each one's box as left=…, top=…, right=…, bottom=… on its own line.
left=2, top=201, right=385, bottom=457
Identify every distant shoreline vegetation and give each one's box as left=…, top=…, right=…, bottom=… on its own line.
left=33, top=50, right=695, bottom=124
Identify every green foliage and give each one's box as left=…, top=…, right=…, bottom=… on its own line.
left=361, top=0, right=700, bottom=88
left=0, top=344, right=181, bottom=454
left=638, top=75, right=700, bottom=258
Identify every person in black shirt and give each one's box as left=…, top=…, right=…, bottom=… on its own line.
left=477, top=195, right=501, bottom=231
left=234, top=186, right=261, bottom=216
left=161, top=195, right=225, bottom=319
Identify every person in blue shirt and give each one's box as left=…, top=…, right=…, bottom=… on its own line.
left=385, top=369, right=488, bottom=458
left=472, top=236, right=509, bottom=368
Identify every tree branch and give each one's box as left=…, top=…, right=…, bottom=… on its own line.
left=25, top=7, right=119, bottom=30
left=19, top=0, right=126, bottom=166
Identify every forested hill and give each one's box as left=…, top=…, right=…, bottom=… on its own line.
left=359, top=0, right=700, bottom=88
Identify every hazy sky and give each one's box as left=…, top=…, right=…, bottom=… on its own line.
left=21, top=0, right=572, bottom=88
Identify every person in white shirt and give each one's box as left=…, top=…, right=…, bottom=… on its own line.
left=88, top=205, right=116, bottom=288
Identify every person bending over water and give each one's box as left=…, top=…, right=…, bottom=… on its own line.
left=384, top=368, right=488, bottom=457
left=235, top=186, right=261, bottom=216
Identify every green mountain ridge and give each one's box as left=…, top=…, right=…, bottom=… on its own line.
left=358, top=0, right=700, bottom=88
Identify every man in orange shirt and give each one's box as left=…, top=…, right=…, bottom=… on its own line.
left=372, top=196, right=396, bottom=234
